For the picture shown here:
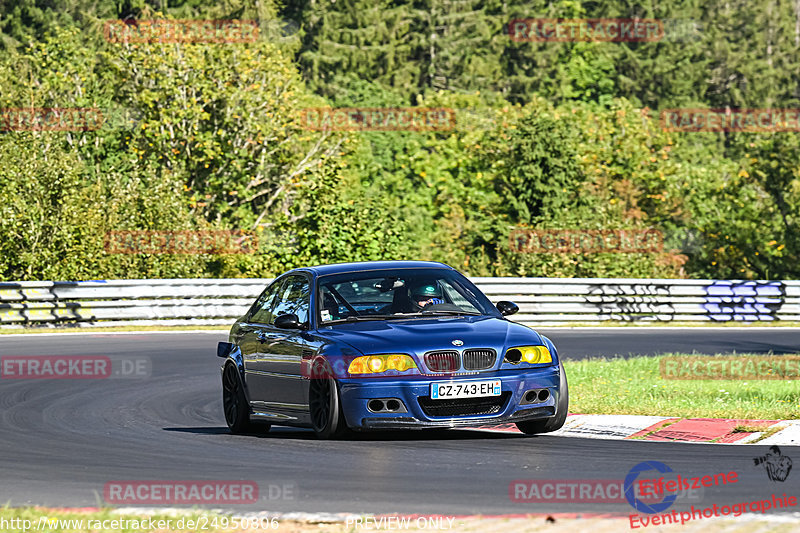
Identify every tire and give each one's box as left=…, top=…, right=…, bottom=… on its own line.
left=516, top=361, right=569, bottom=435
left=222, top=363, right=266, bottom=434
left=308, top=360, right=349, bottom=439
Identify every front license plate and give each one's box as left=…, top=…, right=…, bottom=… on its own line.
left=430, top=380, right=501, bottom=400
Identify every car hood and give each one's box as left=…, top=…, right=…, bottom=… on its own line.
left=317, top=316, right=543, bottom=356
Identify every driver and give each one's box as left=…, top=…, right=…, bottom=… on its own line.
left=409, top=282, right=444, bottom=310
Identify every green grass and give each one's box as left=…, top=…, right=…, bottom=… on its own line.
left=565, top=353, right=800, bottom=419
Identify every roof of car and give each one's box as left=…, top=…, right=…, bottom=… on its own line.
left=298, top=261, right=455, bottom=277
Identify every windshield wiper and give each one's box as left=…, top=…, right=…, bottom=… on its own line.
left=386, top=311, right=482, bottom=318
left=325, top=311, right=482, bottom=324
left=421, top=310, right=481, bottom=316
left=324, top=315, right=397, bottom=324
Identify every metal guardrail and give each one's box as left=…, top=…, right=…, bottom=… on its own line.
left=0, top=277, right=796, bottom=328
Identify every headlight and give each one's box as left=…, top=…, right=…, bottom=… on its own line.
left=348, top=354, right=418, bottom=374
left=504, top=345, right=552, bottom=365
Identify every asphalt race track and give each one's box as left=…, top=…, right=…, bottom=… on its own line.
left=0, top=329, right=798, bottom=514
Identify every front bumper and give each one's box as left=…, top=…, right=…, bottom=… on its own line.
left=338, top=365, right=561, bottom=430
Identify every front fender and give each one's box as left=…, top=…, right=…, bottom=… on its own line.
left=539, top=335, right=560, bottom=367
left=217, top=341, right=250, bottom=403
left=304, top=342, right=365, bottom=381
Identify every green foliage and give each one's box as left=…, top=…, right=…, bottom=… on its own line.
left=694, top=133, right=800, bottom=279
left=107, top=28, right=317, bottom=222
left=3, top=1, right=800, bottom=282
left=490, top=110, right=588, bottom=222
left=0, top=133, right=206, bottom=280
left=475, top=99, right=690, bottom=278
left=0, top=135, right=87, bottom=280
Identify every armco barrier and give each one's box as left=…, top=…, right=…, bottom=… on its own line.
left=0, top=278, right=797, bottom=328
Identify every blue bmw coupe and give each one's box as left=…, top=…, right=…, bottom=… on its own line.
left=218, top=261, right=568, bottom=438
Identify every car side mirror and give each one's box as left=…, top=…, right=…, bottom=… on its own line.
left=274, top=313, right=305, bottom=329
left=496, top=301, right=519, bottom=316
left=217, top=342, right=234, bottom=358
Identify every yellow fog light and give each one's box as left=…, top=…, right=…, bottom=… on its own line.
left=348, top=354, right=418, bottom=374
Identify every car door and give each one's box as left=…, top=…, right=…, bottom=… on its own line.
left=261, top=274, right=312, bottom=409
left=237, top=278, right=284, bottom=404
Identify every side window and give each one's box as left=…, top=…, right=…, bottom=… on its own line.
left=249, top=280, right=284, bottom=325
left=272, top=276, right=311, bottom=325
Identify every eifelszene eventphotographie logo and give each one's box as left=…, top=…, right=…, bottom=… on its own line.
left=754, top=446, right=792, bottom=482
left=625, top=461, right=678, bottom=514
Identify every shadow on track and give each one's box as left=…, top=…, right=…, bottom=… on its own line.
left=164, top=426, right=528, bottom=441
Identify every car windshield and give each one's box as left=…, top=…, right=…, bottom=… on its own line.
left=317, top=268, right=494, bottom=324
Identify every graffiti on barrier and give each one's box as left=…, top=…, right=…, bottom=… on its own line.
left=584, top=281, right=786, bottom=322
left=586, top=284, right=676, bottom=321
left=702, top=280, right=784, bottom=321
